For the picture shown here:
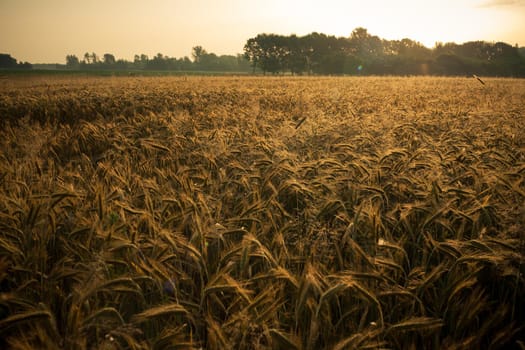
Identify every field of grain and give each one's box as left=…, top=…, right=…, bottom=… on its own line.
left=0, top=75, right=524, bottom=349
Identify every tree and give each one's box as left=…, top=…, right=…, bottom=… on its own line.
left=395, top=39, right=431, bottom=60
left=198, top=52, right=218, bottom=70
left=192, top=46, right=207, bottom=63
left=243, top=34, right=289, bottom=74
left=285, top=35, right=307, bottom=75
left=145, top=53, right=173, bottom=70
left=66, top=54, right=80, bottom=68
left=256, top=34, right=281, bottom=74
left=0, top=53, right=18, bottom=68
left=0, top=54, right=31, bottom=69
left=244, top=38, right=262, bottom=73
left=84, top=52, right=91, bottom=64
left=303, top=33, right=344, bottom=74
left=103, top=53, right=116, bottom=65
left=132, top=54, right=149, bottom=69
left=349, top=27, right=384, bottom=61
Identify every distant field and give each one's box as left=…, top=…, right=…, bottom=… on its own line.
left=0, top=76, right=524, bottom=349
left=0, top=69, right=252, bottom=77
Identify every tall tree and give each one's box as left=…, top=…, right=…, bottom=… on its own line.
left=244, top=38, right=263, bottom=73
left=245, top=34, right=290, bottom=74
left=285, top=35, right=308, bottom=75
left=103, top=53, right=116, bottom=65
left=66, top=54, right=80, bottom=68
left=192, top=46, right=207, bottom=63
left=0, top=53, right=18, bottom=68
left=349, top=27, right=384, bottom=60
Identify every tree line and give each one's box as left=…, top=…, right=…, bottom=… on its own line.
left=0, top=54, right=32, bottom=69
left=64, top=46, right=251, bottom=72
left=3, top=28, right=525, bottom=76
left=243, top=28, right=525, bottom=76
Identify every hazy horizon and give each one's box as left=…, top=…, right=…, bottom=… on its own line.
left=2, top=0, right=525, bottom=64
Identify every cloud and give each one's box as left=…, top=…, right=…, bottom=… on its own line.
left=478, top=0, right=525, bottom=7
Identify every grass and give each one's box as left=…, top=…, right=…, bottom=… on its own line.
left=0, top=75, right=524, bottom=349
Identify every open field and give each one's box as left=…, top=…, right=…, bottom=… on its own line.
left=0, top=76, right=524, bottom=349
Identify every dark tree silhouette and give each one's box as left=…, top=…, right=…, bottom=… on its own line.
left=66, top=55, right=80, bottom=68
left=243, top=38, right=262, bottom=73
left=0, top=53, right=18, bottom=68
left=192, top=46, right=206, bottom=63
left=243, top=29, right=525, bottom=76
left=83, top=52, right=91, bottom=64
left=103, top=53, right=116, bottom=65
left=56, top=31, right=525, bottom=76
left=0, top=54, right=32, bottom=69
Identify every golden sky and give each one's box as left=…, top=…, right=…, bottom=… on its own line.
left=1, top=0, right=524, bottom=63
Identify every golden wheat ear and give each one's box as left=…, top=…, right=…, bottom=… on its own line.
left=1, top=75, right=524, bottom=349
left=472, top=74, right=485, bottom=85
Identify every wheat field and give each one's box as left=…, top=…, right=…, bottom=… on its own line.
left=0, top=75, right=524, bottom=349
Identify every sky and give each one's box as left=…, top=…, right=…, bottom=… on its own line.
left=1, top=0, right=524, bottom=63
